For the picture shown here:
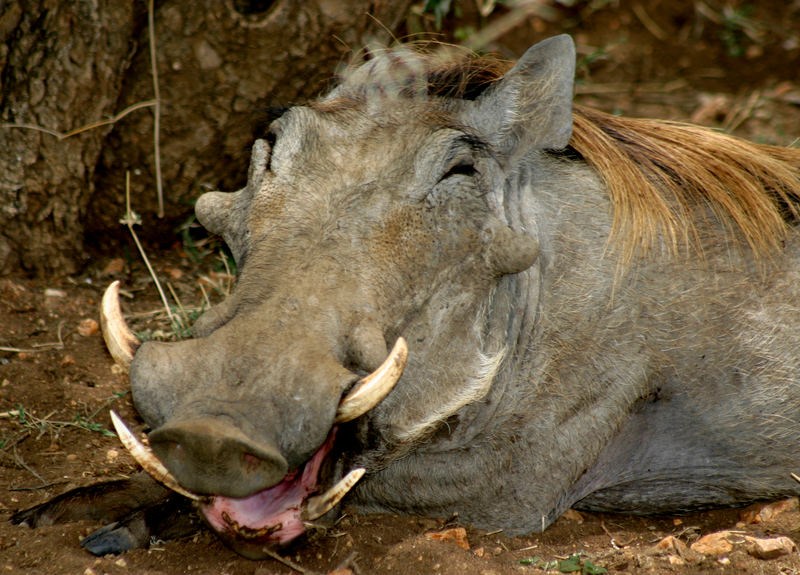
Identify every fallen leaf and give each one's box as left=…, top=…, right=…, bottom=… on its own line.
left=425, top=527, right=470, bottom=550
left=561, top=509, right=584, bottom=523
left=102, top=258, right=125, bottom=275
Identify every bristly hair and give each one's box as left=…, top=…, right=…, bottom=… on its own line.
left=569, top=106, right=800, bottom=262
left=324, top=44, right=800, bottom=261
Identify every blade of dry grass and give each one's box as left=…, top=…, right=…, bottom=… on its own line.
left=122, top=171, right=175, bottom=325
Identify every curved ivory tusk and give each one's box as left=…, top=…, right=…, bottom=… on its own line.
left=334, top=337, right=407, bottom=424
left=302, top=467, right=365, bottom=521
left=100, top=281, right=141, bottom=372
left=109, top=410, right=201, bottom=501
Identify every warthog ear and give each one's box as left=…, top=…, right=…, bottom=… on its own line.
left=195, top=190, right=237, bottom=237
left=195, top=188, right=249, bottom=266
left=195, top=139, right=270, bottom=265
left=484, top=219, right=540, bottom=275
left=470, top=34, right=575, bottom=155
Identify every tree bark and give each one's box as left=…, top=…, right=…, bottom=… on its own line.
left=0, top=0, right=411, bottom=276
left=0, top=0, right=138, bottom=275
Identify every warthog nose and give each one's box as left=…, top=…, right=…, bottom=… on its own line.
left=148, top=418, right=288, bottom=499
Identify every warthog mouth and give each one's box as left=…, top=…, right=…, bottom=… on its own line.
left=101, top=281, right=406, bottom=558
left=111, top=411, right=363, bottom=557
left=198, top=428, right=363, bottom=558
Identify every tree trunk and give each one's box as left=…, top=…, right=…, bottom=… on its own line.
left=0, top=0, right=138, bottom=276
left=0, top=0, right=411, bottom=276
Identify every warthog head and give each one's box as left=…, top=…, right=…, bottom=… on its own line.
left=102, top=36, right=575, bottom=557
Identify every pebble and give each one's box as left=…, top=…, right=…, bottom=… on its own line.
left=690, top=531, right=736, bottom=555
left=77, top=318, right=99, bottom=337
left=739, top=498, right=799, bottom=524
left=745, top=535, right=796, bottom=559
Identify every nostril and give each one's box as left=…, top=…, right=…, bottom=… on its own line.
left=241, top=452, right=264, bottom=472
left=232, top=0, right=274, bottom=16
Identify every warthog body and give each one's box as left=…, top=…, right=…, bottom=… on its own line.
left=14, top=35, right=800, bottom=558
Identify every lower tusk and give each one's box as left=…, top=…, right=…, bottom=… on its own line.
left=302, top=467, right=365, bottom=521
left=109, top=410, right=201, bottom=501
left=334, top=337, right=407, bottom=423
left=100, top=281, right=141, bottom=372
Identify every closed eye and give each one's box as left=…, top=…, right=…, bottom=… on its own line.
left=442, top=160, right=477, bottom=179
left=265, top=127, right=279, bottom=171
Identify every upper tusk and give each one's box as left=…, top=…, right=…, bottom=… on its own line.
left=301, top=467, right=366, bottom=521
left=334, top=337, right=407, bottom=424
left=109, top=410, right=201, bottom=501
left=100, top=281, right=141, bottom=372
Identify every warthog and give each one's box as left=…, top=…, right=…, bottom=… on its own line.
left=13, top=35, right=800, bottom=559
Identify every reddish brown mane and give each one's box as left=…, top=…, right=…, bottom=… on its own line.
left=570, top=106, right=800, bottom=261
left=331, top=46, right=800, bottom=260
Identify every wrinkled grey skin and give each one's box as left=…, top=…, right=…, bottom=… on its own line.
left=132, top=34, right=800, bottom=537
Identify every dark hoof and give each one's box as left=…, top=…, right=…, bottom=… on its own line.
left=81, top=522, right=141, bottom=556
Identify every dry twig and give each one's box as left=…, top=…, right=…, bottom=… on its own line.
left=261, top=548, right=321, bottom=575
left=0, top=100, right=157, bottom=140
left=147, top=0, right=164, bottom=218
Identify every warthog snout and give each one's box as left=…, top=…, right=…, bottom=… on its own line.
left=148, top=417, right=289, bottom=498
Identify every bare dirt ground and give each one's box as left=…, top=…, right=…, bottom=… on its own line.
left=2, top=2, right=800, bottom=574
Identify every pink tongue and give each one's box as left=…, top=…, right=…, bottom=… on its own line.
left=199, top=432, right=335, bottom=546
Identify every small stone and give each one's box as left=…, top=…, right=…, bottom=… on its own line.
left=473, top=546, right=485, bottom=557
left=745, top=535, right=796, bottom=559
left=690, top=531, right=735, bottom=555
left=717, top=556, right=731, bottom=566
left=166, top=267, right=183, bottom=280
left=77, top=318, right=99, bottom=337
left=652, top=535, right=701, bottom=562
left=667, top=555, right=684, bottom=565
left=653, top=535, right=680, bottom=552
left=192, top=39, right=222, bottom=70
left=739, top=498, right=799, bottom=524
left=114, top=557, right=127, bottom=567
left=83, top=568, right=96, bottom=575
left=66, top=453, right=78, bottom=461
left=106, top=449, right=119, bottom=463
left=60, top=354, right=75, bottom=367
left=327, top=569, right=353, bottom=575
left=425, top=527, right=470, bottom=550
left=44, top=288, right=66, bottom=298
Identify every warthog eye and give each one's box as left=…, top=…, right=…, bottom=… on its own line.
left=265, top=127, right=279, bottom=171
left=265, top=128, right=278, bottom=151
left=442, top=160, right=477, bottom=180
